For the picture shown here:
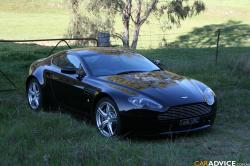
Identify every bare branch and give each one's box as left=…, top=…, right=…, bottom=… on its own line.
left=113, top=33, right=123, bottom=40
left=140, top=0, right=159, bottom=25
left=117, top=0, right=125, bottom=12
left=134, top=0, right=142, bottom=24
left=111, top=6, right=122, bottom=13
left=130, top=15, right=137, bottom=24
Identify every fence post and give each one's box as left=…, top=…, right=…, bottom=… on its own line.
left=215, top=29, right=221, bottom=64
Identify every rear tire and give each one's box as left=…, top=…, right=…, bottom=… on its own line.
left=95, top=98, right=122, bottom=137
left=27, top=78, right=43, bottom=111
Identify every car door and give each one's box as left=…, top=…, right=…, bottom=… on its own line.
left=50, top=53, right=89, bottom=111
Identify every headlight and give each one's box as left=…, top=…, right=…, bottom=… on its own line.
left=128, top=96, right=163, bottom=109
left=203, top=88, right=215, bottom=105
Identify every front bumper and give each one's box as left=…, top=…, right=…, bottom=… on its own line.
left=119, top=105, right=216, bottom=135
left=159, top=124, right=212, bottom=136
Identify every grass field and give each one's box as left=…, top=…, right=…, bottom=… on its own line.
left=0, top=0, right=250, bottom=165
left=0, top=43, right=250, bottom=165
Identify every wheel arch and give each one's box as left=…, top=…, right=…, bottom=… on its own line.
left=26, top=75, right=38, bottom=90
left=26, top=71, right=46, bottom=89
left=92, top=92, right=117, bottom=112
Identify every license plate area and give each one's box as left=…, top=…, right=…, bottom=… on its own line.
left=179, top=117, right=200, bottom=126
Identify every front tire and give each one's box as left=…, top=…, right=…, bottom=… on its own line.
left=27, top=78, right=43, bottom=111
left=95, top=98, right=121, bottom=137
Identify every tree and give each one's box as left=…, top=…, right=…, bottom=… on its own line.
left=69, top=0, right=205, bottom=49
left=67, top=0, right=81, bottom=44
left=67, top=0, right=114, bottom=45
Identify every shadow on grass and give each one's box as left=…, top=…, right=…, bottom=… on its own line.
left=167, top=20, right=250, bottom=48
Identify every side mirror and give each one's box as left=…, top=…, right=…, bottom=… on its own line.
left=153, top=59, right=161, bottom=65
left=76, top=65, right=86, bottom=78
left=76, top=69, right=86, bottom=78
left=61, top=67, right=77, bottom=74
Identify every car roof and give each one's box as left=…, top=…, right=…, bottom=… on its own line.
left=67, top=47, right=135, bottom=56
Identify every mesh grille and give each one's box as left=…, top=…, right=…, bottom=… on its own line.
left=158, top=103, right=211, bottom=120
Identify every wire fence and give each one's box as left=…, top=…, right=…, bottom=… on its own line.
left=0, top=38, right=97, bottom=92
left=0, top=26, right=249, bottom=92
left=110, top=25, right=250, bottom=63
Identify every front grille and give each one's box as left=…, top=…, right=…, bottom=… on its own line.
left=158, top=103, right=211, bottom=120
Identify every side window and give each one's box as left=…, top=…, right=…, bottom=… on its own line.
left=67, top=54, right=81, bottom=69
left=57, top=54, right=74, bottom=69
left=52, top=53, right=82, bottom=69
left=52, top=52, right=66, bottom=67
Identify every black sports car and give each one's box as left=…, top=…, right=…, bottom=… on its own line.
left=26, top=47, right=216, bottom=137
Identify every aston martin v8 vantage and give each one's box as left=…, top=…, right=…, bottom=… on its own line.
left=26, top=48, right=216, bottom=137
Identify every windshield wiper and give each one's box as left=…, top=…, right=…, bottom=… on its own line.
left=116, top=70, right=146, bottom=75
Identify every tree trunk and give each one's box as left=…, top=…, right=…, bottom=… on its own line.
left=131, top=0, right=142, bottom=49
left=122, top=0, right=132, bottom=48
left=72, top=0, right=80, bottom=38
left=131, top=24, right=141, bottom=49
left=122, top=18, right=130, bottom=48
left=71, top=0, right=82, bottom=45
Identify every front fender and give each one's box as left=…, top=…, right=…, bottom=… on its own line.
left=26, top=66, right=48, bottom=88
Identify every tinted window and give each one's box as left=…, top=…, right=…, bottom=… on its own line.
left=52, top=53, right=81, bottom=69
left=52, top=52, right=66, bottom=66
left=67, top=55, right=81, bottom=69
left=80, top=53, right=160, bottom=76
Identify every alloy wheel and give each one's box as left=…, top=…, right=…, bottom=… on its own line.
left=27, top=81, right=41, bottom=110
left=96, top=102, right=118, bottom=137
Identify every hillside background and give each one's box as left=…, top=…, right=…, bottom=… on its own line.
left=0, top=0, right=250, bottom=48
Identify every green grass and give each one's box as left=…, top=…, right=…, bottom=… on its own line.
left=0, top=43, right=250, bottom=165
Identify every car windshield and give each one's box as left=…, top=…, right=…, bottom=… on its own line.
left=80, top=53, right=160, bottom=76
